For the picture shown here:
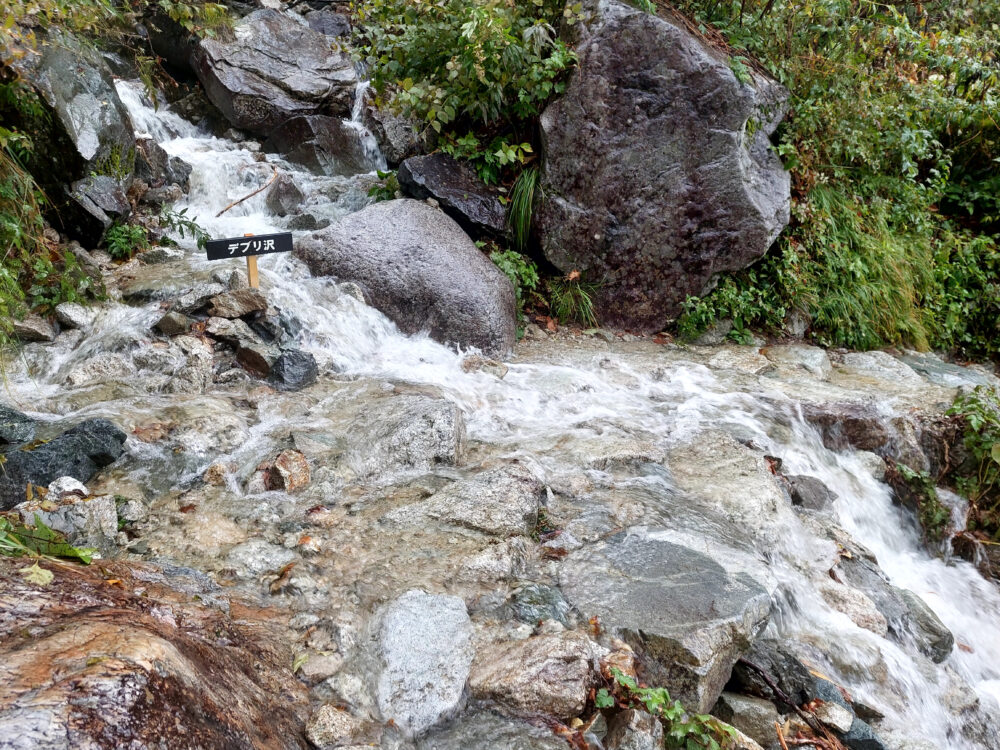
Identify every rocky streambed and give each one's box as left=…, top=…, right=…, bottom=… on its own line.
left=2, top=6, right=1000, bottom=750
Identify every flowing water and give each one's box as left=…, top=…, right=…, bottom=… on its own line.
left=8, top=81, right=1000, bottom=748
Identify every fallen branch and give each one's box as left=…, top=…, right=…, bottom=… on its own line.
left=215, top=166, right=277, bottom=218
left=775, top=722, right=790, bottom=750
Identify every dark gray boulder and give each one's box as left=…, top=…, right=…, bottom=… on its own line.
left=263, top=115, right=373, bottom=176
left=0, top=406, right=37, bottom=446
left=559, top=527, right=770, bottom=712
left=362, top=102, right=432, bottom=167
left=398, top=154, right=507, bottom=239
left=69, top=175, right=132, bottom=243
left=305, top=9, right=351, bottom=37
left=786, top=474, right=837, bottom=511
left=270, top=350, right=318, bottom=391
left=194, top=9, right=357, bottom=135
left=135, top=137, right=192, bottom=190
left=295, top=199, right=516, bottom=356
left=0, top=419, right=127, bottom=510
left=4, top=30, right=135, bottom=243
left=266, top=173, right=306, bottom=217
left=726, top=639, right=814, bottom=712
left=535, top=0, right=790, bottom=331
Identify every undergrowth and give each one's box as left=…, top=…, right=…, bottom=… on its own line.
left=947, top=387, right=1000, bottom=540
left=671, top=0, right=1000, bottom=359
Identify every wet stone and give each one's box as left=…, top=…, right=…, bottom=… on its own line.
left=560, top=527, right=770, bottom=713
left=712, top=692, right=780, bottom=746
left=16, top=493, right=117, bottom=552
left=13, top=314, right=56, bottom=343
left=605, top=709, right=663, bottom=750
left=373, top=590, right=473, bottom=736
left=786, top=475, right=838, bottom=512
left=54, top=302, right=96, bottom=330
left=0, top=405, right=37, bottom=445
left=306, top=704, right=368, bottom=749
left=207, top=288, right=268, bottom=319
left=154, top=310, right=192, bottom=336
left=416, top=710, right=567, bottom=750
left=269, top=349, right=318, bottom=391
left=225, top=539, right=296, bottom=577
left=267, top=450, right=311, bottom=493
left=814, top=700, right=855, bottom=734
left=172, top=282, right=226, bottom=314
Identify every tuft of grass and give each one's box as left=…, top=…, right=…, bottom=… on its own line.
left=549, top=274, right=599, bottom=328
left=507, top=166, right=538, bottom=252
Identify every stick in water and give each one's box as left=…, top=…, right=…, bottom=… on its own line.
left=215, top=166, right=278, bottom=218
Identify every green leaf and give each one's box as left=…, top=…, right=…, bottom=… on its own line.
left=990, top=442, right=1000, bottom=465
left=595, top=688, right=615, bottom=708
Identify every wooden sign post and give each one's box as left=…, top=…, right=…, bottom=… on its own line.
left=204, top=231, right=293, bottom=289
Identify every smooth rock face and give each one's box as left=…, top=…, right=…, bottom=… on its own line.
left=897, top=589, right=954, bottom=663
left=536, top=0, right=790, bottom=331
left=383, top=464, right=541, bottom=536
left=560, top=528, right=770, bottom=712
left=468, top=633, right=595, bottom=719
left=346, top=395, right=466, bottom=483
left=786, top=474, right=837, bottom=511
left=263, top=115, right=373, bottom=176
left=270, top=349, right=319, bottom=390
left=0, top=419, right=127, bottom=511
left=195, top=10, right=357, bottom=135
left=296, top=200, right=516, bottom=356
left=398, top=154, right=507, bottom=239
left=0, top=558, right=309, bottom=749
left=373, top=590, right=473, bottom=736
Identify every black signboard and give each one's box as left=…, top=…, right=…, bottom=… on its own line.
left=205, top=232, right=293, bottom=261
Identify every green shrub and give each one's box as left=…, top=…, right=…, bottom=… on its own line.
left=549, top=274, right=599, bottom=328
left=367, top=169, right=399, bottom=202
left=105, top=222, right=150, bottom=260
left=947, top=386, right=1000, bottom=539
left=490, top=248, right=539, bottom=319
left=670, top=0, right=1000, bottom=358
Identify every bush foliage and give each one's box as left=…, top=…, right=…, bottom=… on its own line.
left=670, top=0, right=1000, bottom=359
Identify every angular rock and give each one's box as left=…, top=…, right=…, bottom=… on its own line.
left=460, top=354, right=508, bottom=379
left=172, top=282, right=227, bottom=313
left=560, top=528, right=770, bottom=712
left=398, top=153, right=507, bottom=239
left=208, top=288, right=268, bottom=318
left=0, top=558, right=309, bottom=749
left=727, top=639, right=814, bottom=710
left=605, top=709, right=664, bottom=750
left=383, top=464, right=540, bottom=536
left=362, top=102, right=431, bottom=167
left=269, top=349, right=318, bottom=391
left=814, top=700, right=855, bottom=734
left=509, top=583, right=571, bottom=627
left=263, top=115, right=373, bottom=176
left=304, top=10, right=351, bottom=37
left=0, top=405, right=37, bottom=445
left=13, top=314, right=57, bottom=343
left=195, top=9, right=357, bottom=135
left=165, top=334, right=215, bottom=394
left=468, top=633, right=595, bottom=719
left=54, top=302, right=97, bottom=330
left=786, top=475, right=837, bottom=512
left=265, top=173, right=305, bottom=217
left=204, top=316, right=280, bottom=376
left=819, top=582, right=888, bottom=635
left=135, top=136, right=192, bottom=190
left=266, top=450, right=310, bottom=493
left=416, top=710, right=566, bottom=750
left=154, top=310, right=193, bottom=336
left=897, top=588, right=954, bottom=663
left=4, top=30, right=135, bottom=242
left=306, top=704, right=367, bottom=749
left=65, top=352, right=134, bottom=387
left=373, top=590, right=473, bottom=735
left=16, top=493, right=117, bottom=552
left=346, top=395, right=466, bottom=482
left=0, top=419, right=127, bottom=511
left=70, top=174, right=132, bottom=243
left=712, top=693, right=779, bottom=746
left=841, top=718, right=887, bottom=750
left=535, top=0, right=790, bottom=331
left=46, top=477, right=88, bottom=499
left=296, top=199, right=516, bottom=356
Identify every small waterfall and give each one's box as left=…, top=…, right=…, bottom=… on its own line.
left=347, top=80, right=388, bottom=173
left=7, top=78, right=997, bottom=750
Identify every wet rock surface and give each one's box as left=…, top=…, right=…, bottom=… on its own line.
left=560, top=528, right=771, bottom=712
left=195, top=9, right=357, bottom=135
left=0, top=419, right=127, bottom=511
left=536, top=0, right=789, bottom=330
left=0, top=558, right=309, bottom=749
left=296, top=199, right=517, bottom=356
left=264, top=115, right=373, bottom=176
left=398, top=153, right=507, bottom=239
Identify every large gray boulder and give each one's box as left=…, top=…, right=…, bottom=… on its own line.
left=536, top=0, right=790, bottom=331
left=0, top=419, right=127, bottom=511
left=195, top=9, right=357, bottom=135
left=5, top=30, right=135, bottom=243
left=296, top=200, right=517, bottom=356
left=559, top=527, right=770, bottom=712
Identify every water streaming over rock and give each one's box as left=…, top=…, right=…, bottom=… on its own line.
left=7, top=81, right=1000, bottom=748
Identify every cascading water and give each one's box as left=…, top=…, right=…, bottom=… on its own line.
left=7, top=80, right=999, bottom=749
